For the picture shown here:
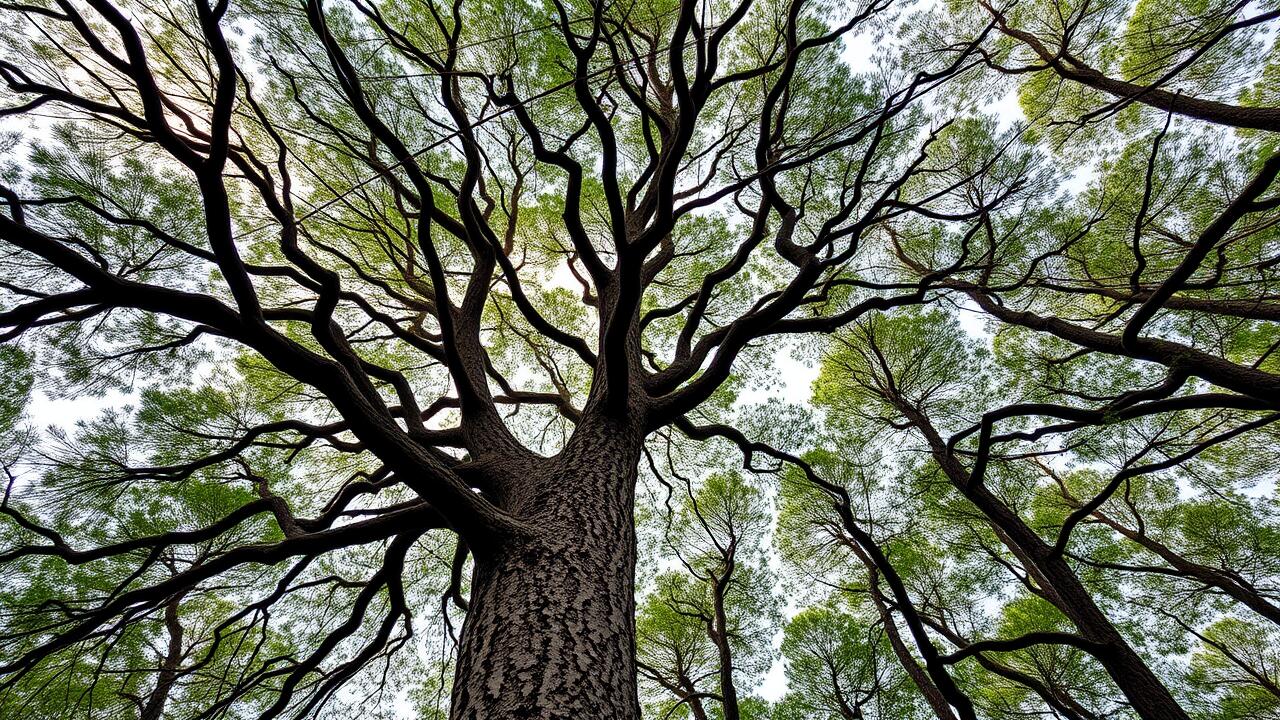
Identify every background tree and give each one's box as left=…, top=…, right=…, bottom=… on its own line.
left=772, top=605, right=925, bottom=720
left=635, top=471, right=779, bottom=720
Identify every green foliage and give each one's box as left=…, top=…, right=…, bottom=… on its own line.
left=2, top=0, right=1279, bottom=716
left=637, top=472, right=781, bottom=719
left=774, top=606, right=923, bottom=720
left=1187, top=617, right=1280, bottom=720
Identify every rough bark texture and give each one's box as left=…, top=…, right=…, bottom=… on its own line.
left=450, top=419, right=643, bottom=720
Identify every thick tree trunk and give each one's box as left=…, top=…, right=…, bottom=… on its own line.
left=449, top=419, right=643, bottom=720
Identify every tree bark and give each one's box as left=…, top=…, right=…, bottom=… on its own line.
left=709, top=568, right=741, bottom=720
left=450, top=418, right=643, bottom=720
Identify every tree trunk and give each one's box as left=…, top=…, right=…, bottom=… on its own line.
left=710, top=572, right=741, bottom=720
left=139, top=594, right=184, bottom=720
left=450, top=419, right=643, bottom=720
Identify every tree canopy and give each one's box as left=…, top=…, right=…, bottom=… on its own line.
left=1, top=0, right=1279, bottom=717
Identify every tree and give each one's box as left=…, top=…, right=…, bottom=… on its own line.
left=773, top=606, right=924, bottom=720
left=1, top=0, right=1280, bottom=717
left=636, top=472, right=778, bottom=720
